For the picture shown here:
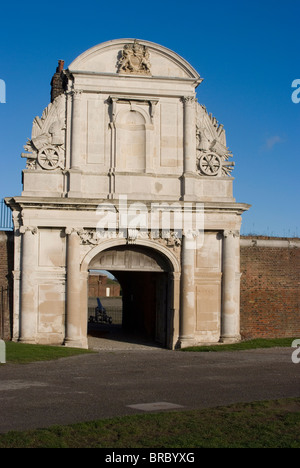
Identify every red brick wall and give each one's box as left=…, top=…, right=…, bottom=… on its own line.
left=88, top=274, right=121, bottom=298
left=0, top=231, right=14, bottom=339
left=240, top=236, right=300, bottom=339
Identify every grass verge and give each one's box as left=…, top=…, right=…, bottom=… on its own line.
left=0, top=398, right=299, bottom=448
left=181, top=337, right=298, bottom=352
left=2, top=341, right=93, bottom=364
left=1, top=338, right=296, bottom=364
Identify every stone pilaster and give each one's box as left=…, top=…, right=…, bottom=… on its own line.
left=19, top=226, right=38, bottom=343
left=182, top=96, right=197, bottom=200
left=220, top=229, right=241, bottom=342
left=68, top=90, right=83, bottom=197
left=178, top=235, right=195, bottom=347
left=65, top=228, right=87, bottom=348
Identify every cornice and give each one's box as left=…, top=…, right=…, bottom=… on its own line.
left=6, top=196, right=251, bottom=215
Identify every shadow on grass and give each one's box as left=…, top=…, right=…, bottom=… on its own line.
left=0, top=398, right=299, bottom=448
left=181, top=337, right=298, bottom=353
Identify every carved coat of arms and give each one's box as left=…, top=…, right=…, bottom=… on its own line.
left=118, top=40, right=151, bottom=76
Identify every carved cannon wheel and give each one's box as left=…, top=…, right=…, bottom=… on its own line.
left=199, top=153, right=221, bottom=176
left=38, top=146, right=60, bottom=170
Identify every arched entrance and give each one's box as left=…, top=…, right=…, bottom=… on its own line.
left=83, top=241, right=179, bottom=349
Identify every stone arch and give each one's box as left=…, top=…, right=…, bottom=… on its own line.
left=116, top=105, right=151, bottom=125
left=68, top=38, right=201, bottom=80
left=81, top=237, right=180, bottom=274
left=81, top=238, right=180, bottom=348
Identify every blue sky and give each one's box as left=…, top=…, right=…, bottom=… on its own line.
left=0, top=0, right=299, bottom=236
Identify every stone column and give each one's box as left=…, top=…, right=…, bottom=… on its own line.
left=178, top=235, right=195, bottom=348
left=68, top=90, right=82, bottom=196
left=19, top=226, right=38, bottom=343
left=65, top=228, right=87, bottom=348
left=221, top=230, right=241, bottom=342
left=182, top=96, right=196, bottom=200
left=71, top=90, right=82, bottom=169
left=182, top=96, right=196, bottom=174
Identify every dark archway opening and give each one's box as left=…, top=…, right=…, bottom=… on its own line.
left=114, top=270, right=168, bottom=346
left=87, top=245, right=172, bottom=348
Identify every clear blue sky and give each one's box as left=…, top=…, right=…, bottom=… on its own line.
left=0, top=0, right=299, bottom=236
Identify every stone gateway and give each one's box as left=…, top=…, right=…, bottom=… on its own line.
left=6, top=39, right=250, bottom=349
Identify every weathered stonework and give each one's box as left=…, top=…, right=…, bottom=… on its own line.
left=6, top=39, right=250, bottom=349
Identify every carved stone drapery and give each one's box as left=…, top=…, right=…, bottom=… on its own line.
left=77, top=227, right=182, bottom=250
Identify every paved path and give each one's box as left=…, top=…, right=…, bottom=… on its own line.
left=87, top=327, right=165, bottom=350
left=0, top=346, right=299, bottom=433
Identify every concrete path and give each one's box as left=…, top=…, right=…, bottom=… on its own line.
left=0, top=345, right=299, bottom=433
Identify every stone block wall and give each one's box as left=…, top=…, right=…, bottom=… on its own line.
left=240, top=236, right=300, bottom=339
left=0, top=231, right=14, bottom=339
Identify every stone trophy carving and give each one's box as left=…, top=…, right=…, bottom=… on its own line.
left=117, top=40, right=151, bottom=76
left=77, top=227, right=181, bottom=250
left=22, top=94, right=66, bottom=170
left=196, top=103, right=234, bottom=177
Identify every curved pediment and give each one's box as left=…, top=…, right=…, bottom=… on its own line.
left=68, top=38, right=201, bottom=81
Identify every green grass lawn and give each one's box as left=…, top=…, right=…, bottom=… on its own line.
left=2, top=337, right=296, bottom=364
left=0, top=398, right=299, bottom=448
left=0, top=338, right=299, bottom=448
left=2, top=341, right=93, bottom=364
left=181, top=337, right=298, bottom=352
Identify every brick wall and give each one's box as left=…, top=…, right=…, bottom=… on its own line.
left=240, top=236, right=300, bottom=339
left=50, top=60, right=66, bottom=103
left=88, top=274, right=121, bottom=298
left=0, top=231, right=14, bottom=339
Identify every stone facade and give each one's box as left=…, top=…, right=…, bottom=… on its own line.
left=2, top=233, right=299, bottom=342
left=5, top=39, right=250, bottom=348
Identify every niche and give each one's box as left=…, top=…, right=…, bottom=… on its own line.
left=116, top=109, right=146, bottom=171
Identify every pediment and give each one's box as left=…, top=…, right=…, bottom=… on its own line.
left=68, top=39, right=201, bottom=81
